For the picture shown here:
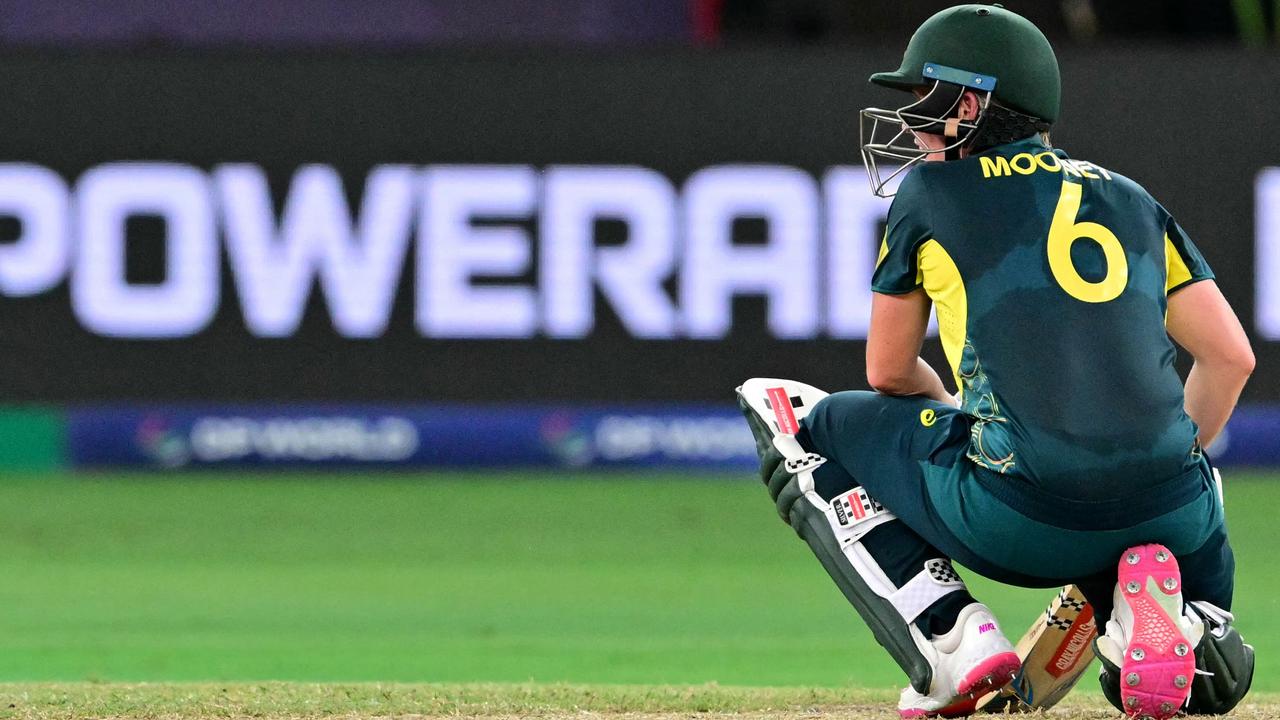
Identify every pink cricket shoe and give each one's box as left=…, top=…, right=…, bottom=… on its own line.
left=1099, top=543, right=1205, bottom=720
left=897, top=603, right=1021, bottom=718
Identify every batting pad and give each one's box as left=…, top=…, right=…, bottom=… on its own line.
left=738, top=377, right=969, bottom=694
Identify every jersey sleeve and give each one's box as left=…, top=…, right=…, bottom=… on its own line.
left=1163, top=215, right=1214, bottom=295
left=871, top=170, right=933, bottom=294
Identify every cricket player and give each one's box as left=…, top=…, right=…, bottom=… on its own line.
left=736, top=5, right=1256, bottom=718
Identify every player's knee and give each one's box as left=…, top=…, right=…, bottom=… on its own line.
left=804, top=390, right=880, bottom=449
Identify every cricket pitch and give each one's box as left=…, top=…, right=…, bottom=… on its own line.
left=1, top=683, right=1275, bottom=720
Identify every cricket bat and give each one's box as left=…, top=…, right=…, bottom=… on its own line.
left=976, top=584, right=1097, bottom=712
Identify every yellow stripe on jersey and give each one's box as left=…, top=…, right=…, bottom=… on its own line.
left=876, top=234, right=889, bottom=269
left=1165, top=233, right=1193, bottom=294
left=917, top=239, right=968, bottom=388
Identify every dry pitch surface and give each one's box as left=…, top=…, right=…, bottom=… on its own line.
left=0, top=684, right=1275, bottom=720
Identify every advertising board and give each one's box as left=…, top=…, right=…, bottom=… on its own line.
left=0, top=49, right=1276, bottom=404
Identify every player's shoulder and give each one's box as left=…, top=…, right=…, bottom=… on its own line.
left=1067, top=158, right=1172, bottom=222
left=1071, top=158, right=1149, bottom=197
left=887, top=156, right=961, bottom=217
left=885, top=163, right=935, bottom=221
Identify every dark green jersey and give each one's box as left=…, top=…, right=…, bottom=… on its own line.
left=871, top=136, right=1213, bottom=499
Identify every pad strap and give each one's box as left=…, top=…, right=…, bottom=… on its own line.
left=890, top=559, right=966, bottom=622
left=816, top=486, right=895, bottom=545
left=1189, top=600, right=1234, bottom=628
left=773, top=434, right=826, bottom=474
left=829, top=486, right=887, bottom=528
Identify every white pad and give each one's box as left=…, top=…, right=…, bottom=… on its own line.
left=738, top=377, right=831, bottom=436
left=740, top=377, right=830, bottom=495
left=740, top=377, right=966, bottom=632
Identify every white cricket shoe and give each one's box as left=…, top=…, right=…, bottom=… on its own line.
left=1095, top=543, right=1204, bottom=720
left=898, top=603, right=1021, bottom=718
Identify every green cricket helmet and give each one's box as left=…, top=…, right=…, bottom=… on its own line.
left=859, top=4, right=1061, bottom=197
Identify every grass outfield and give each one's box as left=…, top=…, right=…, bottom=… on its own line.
left=0, top=470, right=1272, bottom=699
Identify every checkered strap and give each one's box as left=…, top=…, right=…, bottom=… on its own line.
left=772, top=434, right=826, bottom=474
left=889, top=559, right=966, bottom=623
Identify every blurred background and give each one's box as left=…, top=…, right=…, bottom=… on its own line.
left=0, top=0, right=1276, bottom=694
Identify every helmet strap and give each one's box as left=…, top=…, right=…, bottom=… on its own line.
left=944, top=117, right=963, bottom=161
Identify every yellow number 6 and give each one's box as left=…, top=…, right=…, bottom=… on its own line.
left=1047, top=181, right=1128, bottom=303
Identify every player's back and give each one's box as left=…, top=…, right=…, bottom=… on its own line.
left=872, top=136, right=1209, bottom=500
